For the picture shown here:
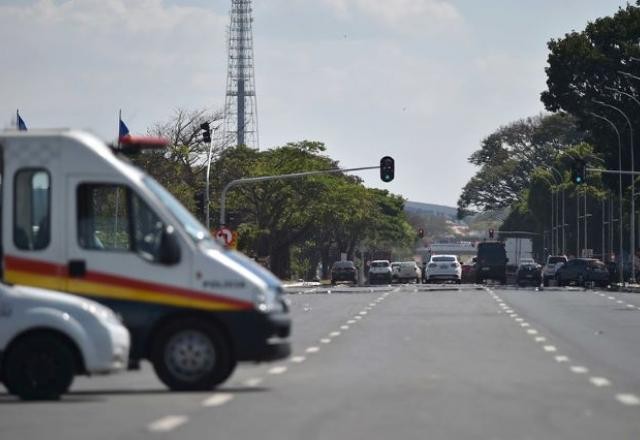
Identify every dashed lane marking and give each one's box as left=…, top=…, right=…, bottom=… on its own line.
left=330, top=331, right=341, bottom=337
left=355, top=316, right=363, bottom=320
left=202, top=393, right=234, bottom=407
left=520, top=323, right=530, bottom=327
left=268, top=366, right=288, bottom=375
left=290, top=356, right=306, bottom=363
left=543, top=345, right=557, bottom=352
left=555, top=355, right=570, bottom=363
left=570, top=366, right=589, bottom=374
left=243, top=377, right=263, bottom=387
left=616, top=394, right=640, bottom=406
left=306, top=346, right=320, bottom=353
left=589, top=377, right=611, bottom=387
left=359, top=311, right=368, bottom=315
left=320, top=338, right=331, bottom=344
left=608, top=296, right=615, bottom=300
left=347, top=320, right=356, bottom=324
left=535, top=336, right=547, bottom=342
left=148, top=416, right=188, bottom=433
left=527, top=329, right=538, bottom=335
left=341, top=325, right=349, bottom=330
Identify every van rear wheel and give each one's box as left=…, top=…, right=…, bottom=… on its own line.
left=151, top=318, right=232, bottom=391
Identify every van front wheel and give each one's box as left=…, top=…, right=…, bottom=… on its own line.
left=151, top=319, right=232, bottom=391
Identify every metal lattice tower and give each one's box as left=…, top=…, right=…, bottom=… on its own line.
left=223, top=0, right=259, bottom=149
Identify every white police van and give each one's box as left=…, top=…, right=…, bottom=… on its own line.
left=0, top=283, right=130, bottom=400
left=0, top=129, right=291, bottom=391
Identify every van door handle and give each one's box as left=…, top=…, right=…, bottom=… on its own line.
left=68, top=260, right=86, bottom=278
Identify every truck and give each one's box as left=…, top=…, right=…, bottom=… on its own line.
left=504, top=237, right=534, bottom=272
left=0, top=129, right=291, bottom=391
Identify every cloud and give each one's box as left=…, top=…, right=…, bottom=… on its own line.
left=321, top=0, right=463, bottom=34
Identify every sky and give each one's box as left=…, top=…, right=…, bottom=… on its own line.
left=0, top=0, right=631, bottom=207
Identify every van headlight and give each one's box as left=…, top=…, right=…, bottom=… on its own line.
left=253, top=286, right=285, bottom=313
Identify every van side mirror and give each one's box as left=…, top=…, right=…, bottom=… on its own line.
left=472, top=257, right=477, bottom=263
left=158, top=226, right=181, bottom=265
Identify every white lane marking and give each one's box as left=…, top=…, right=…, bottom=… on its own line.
left=243, top=377, right=263, bottom=387
left=341, top=325, right=349, bottom=330
left=369, top=303, right=376, bottom=307
left=355, top=316, right=363, bottom=320
left=347, top=320, right=356, bottom=324
left=616, top=300, right=624, bottom=304
left=290, top=356, right=306, bottom=363
left=627, top=304, right=636, bottom=309
left=148, top=416, right=188, bottom=432
left=535, top=336, right=547, bottom=342
left=608, top=296, right=615, bottom=300
left=616, top=394, right=640, bottom=406
left=520, top=323, right=530, bottom=327
left=589, top=377, right=611, bottom=387
left=202, top=393, right=234, bottom=407
left=570, top=366, right=589, bottom=374
left=555, top=355, right=569, bottom=363
left=359, top=311, right=368, bottom=315
left=527, top=329, right=538, bottom=335
left=320, top=338, right=331, bottom=344
left=306, top=346, right=320, bottom=353
left=543, top=345, right=557, bottom=352
left=515, top=318, right=524, bottom=322
left=330, top=331, right=341, bottom=337
left=268, top=366, right=288, bottom=375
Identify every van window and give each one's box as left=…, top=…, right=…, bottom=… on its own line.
left=131, top=192, right=166, bottom=263
left=14, top=169, right=50, bottom=250
left=77, top=184, right=131, bottom=251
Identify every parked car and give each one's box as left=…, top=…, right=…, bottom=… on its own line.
left=0, top=284, right=130, bottom=400
left=368, top=260, right=392, bottom=285
left=424, top=255, right=462, bottom=284
left=461, top=261, right=476, bottom=283
left=331, top=261, right=358, bottom=285
left=516, top=261, right=542, bottom=287
left=391, top=261, right=421, bottom=284
left=475, top=241, right=507, bottom=284
left=555, top=258, right=609, bottom=287
left=542, top=255, right=568, bottom=286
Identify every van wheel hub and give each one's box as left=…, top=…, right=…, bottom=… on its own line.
left=165, top=330, right=216, bottom=381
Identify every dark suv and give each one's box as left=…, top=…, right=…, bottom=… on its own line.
left=330, top=261, right=358, bottom=285
left=516, top=262, right=542, bottom=287
left=475, top=241, right=508, bottom=284
left=555, top=258, right=609, bottom=287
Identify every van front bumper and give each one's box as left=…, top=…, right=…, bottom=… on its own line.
left=223, top=310, right=291, bottom=363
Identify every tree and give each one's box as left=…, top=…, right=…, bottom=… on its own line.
left=458, top=113, right=585, bottom=214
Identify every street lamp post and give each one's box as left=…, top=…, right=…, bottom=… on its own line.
left=592, top=99, right=635, bottom=283
left=589, top=111, right=624, bottom=285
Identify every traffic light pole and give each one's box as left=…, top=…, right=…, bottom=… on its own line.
left=219, top=165, right=380, bottom=227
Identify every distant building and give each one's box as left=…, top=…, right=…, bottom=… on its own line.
left=404, top=201, right=458, bottom=220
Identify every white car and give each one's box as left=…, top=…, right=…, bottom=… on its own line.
left=424, top=255, right=462, bottom=284
left=0, top=284, right=130, bottom=400
left=368, top=260, right=392, bottom=284
left=391, top=261, right=422, bottom=283
left=542, top=255, right=568, bottom=286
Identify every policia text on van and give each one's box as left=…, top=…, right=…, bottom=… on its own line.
left=0, top=129, right=291, bottom=390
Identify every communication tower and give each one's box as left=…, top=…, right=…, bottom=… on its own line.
left=223, top=0, right=259, bottom=149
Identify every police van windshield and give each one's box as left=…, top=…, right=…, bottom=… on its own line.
left=143, top=176, right=216, bottom=246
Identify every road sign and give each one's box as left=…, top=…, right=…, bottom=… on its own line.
left=216, top=227, right=234, bottom=246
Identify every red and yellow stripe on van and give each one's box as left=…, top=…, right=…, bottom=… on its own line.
left=4, top=255, right=253, bottom=312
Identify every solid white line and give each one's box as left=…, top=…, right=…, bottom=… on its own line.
left=543, top=345, right=557, bottom=352
left=306, top=346, right=320, bottom=353
left=243, top=377, right=263, bottom=387
left=527, top=329, right=538, bottom=335
left=148, top=416, right=188, bottom=432
left=570, top=366, right=588, bottom=374
left=330, top=331, right=341, bottom=337
left=268, top=366, right=288, bottom=375
left=616, top=394, right=640, bottom=406
left=555, top=355, right=569, bottom=363
left=202, top=393, right=234, bottom=407
left=589, top=377, right=611, bottom=387
left=320, top=338, right=331, bottom=344
left=290, top=356, right=306, bottom=363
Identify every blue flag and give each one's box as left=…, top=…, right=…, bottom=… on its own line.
left=119, top=118, right=130, bottom=139
left=16, top=110, right=27, bottom=131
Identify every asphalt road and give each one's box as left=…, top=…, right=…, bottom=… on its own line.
left=1, top=283, right=639, bottom=440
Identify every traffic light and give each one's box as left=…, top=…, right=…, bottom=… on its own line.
left=380, top=156, right=394, bottom=182
left=194, top=191, right=205, bottom=216
left=200, top=122, right=211, bottom=143
left=418, top=228, right=424, bottom=238
left=571, top=159, right=586, bottom=185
